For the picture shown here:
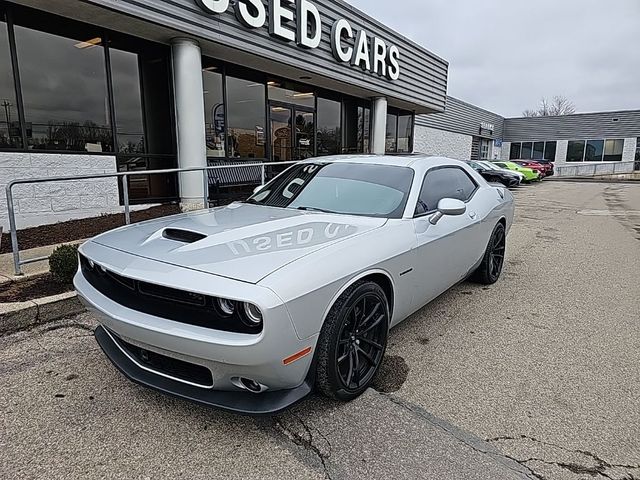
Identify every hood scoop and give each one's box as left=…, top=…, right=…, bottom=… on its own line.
left=162, top=228, right=207, bottom=244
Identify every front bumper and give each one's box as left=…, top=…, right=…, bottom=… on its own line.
left=74, top=241, right=318, bottom=414
left=95, top=325, right=313, bottom=415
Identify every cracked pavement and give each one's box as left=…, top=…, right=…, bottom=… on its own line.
left=1, top=182, right=639, bottom=479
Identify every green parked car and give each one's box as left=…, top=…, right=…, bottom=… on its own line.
left=493, top=161, right=540, bottom=182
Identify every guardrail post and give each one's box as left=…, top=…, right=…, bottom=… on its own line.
left=121, top=175, right=131, bottom=224
left=6, top=184, right=22, bottom=276
left=202, top=169, right=209, bottom=209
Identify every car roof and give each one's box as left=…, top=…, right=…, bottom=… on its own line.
left=301, top=154, right=467, bottom=170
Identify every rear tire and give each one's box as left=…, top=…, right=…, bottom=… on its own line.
left=472, top=223, right=506, bottom=285
left=316, top=281, right=389, bottom=401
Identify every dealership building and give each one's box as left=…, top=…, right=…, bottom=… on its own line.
left=0, top=0, right=638, bottom=229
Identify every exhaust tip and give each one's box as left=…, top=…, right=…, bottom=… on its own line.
left=240, top=378, right=262, bottom=393
left=231, top=376, right=268, bottom=393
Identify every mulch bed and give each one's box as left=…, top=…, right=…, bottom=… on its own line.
left=0, top=273, right=72, bottom=303
left=1, top=204, right=181, bottom=254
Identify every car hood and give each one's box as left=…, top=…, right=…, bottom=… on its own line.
left=91, top=203, right=387, bottom=284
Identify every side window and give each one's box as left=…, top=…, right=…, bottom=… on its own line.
left=415, top=168, right=478, bottom=216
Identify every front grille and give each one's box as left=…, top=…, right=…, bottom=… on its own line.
left=80, top=255, right=262, bottom=334
left=111, top=331, right=213, bottom=387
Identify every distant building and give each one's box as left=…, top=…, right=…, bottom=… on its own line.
left=415, top=97, right=640, bottom=176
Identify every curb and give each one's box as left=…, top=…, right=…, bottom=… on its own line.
left=548, top=176, right=640, bottom=184
left=0, top=291, right=85, bottom=335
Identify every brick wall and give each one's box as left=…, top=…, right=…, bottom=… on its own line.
left=0, top=152, right=120, bottom=229
left=622, top=137, right=637, bottom=162
left=414, top=126, right=472, bottom=160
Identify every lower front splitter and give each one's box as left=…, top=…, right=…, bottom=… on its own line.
left=94, top=325, right=313, bottom=415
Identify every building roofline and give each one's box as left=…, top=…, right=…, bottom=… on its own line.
left=505, top=107, right=640, bottom=120
left=445, top=96, right=503, bottom=118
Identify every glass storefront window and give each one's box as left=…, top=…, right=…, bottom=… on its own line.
left=509, top=143, right=521, bottom=160
left=110, top=48, right=145, bottom=153
left=397, top=114, right=413, bottom=153
left=202, top=65, right=225, bottom=158
left=566, top=140, right=585, bottom=162
left=603, top=139, right=624, bottom=162
left=533, top=141, right=544, bottom=160
left=342, top=98, right=359, bottom=154
left=295, top=110, right=314, bottom=160
left=268, top=80, right=315, bottom=109
left=359, top=106, right=370, bottom=153
left=386, top=113, right=397, bottom=152
left=521, top=142, right=533, bottom=159
left=14, top=23, right=112, bottom=152
left=317, top=97, right=341, bottom=156
left=0, top=14, right=21, bottom=149
left=585, top=139, right=604, bottom=162
left=544, top=141, right=556, bottom=161
left=226, top=75, right=266, bottom=159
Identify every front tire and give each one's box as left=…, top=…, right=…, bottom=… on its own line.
left=316, top=281, right=389, bottom=401
left=472, top=223, right=506, bottom=285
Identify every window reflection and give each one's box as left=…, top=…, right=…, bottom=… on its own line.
left=509, top=143, right=521, bottom=160
left=359, top=105, right=370, bottom=153
left=14, top=24, right=112, bottom=152
left=521, top=142, right=533, bottom=159
left=385, top=113, right=397, bottom=152
left=0, top=16, right=21, bottom=149
left=603, top=139, right=623, bottom=162
left=533, top=141, right=544, bottom=160
left=295, top=111, right=314, bottom=160
left=317, top=97, right=341, bottom=156
left=544, top=141, right=556, bottom=161
left=397, top=114, right=413, bottom=153
left=270, top=105, right=292, bottom=162
left=203, top=65, right=225, bottom=158
left=226, top=75, right=266, bottom=159
left=566, top=140, right=585, bottom=162
left=110, top=48, right=145, bottom=153
left=585, top=140, right=604, bottom=162
left=268, top=80, right=315, bottom=108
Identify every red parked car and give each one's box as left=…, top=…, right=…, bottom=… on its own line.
left=514, top=160, right=554, bottom=177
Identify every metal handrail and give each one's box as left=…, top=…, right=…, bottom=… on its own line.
left=5, top=160, right=299, bottom=276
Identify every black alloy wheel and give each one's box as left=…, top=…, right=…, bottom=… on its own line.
left=316, top=282, right=389, bottom=401
left=488, top=225, right=506, bottom=281
left=472, top=223, right=507, bottom=285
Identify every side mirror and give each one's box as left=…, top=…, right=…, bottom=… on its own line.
left=253, top=184, right=265, bottom=195
left=429, top=198, right=466, bottom=225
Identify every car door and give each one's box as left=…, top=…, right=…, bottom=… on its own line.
left=411, top=166, right=481, bottom=310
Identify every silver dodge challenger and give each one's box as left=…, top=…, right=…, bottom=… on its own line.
left=74, top=155, right=514, bottom=414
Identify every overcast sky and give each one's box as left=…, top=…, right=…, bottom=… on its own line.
left=349, top=0, right=640, bottom=117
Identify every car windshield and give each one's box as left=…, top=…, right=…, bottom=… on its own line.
left=481, top=162, right=501, bottom=171
left=467, top=161, right=484, bottom=170
left=247, top=162, right=414, bottom=219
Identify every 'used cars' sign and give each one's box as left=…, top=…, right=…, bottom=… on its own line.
left=195, top=0, right=401, bottom=80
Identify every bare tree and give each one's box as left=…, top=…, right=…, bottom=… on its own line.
left=522, top=95, right=576, bottom=117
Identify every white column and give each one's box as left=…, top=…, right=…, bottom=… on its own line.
left=171, top=38, right=207, bottom=208
left=370, top=97, right=388, bottom=155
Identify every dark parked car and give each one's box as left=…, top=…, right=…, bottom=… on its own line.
left=466, top=161, right=521, bottom=188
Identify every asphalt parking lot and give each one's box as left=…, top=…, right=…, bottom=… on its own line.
left=2, top=181, right=639, bottom=480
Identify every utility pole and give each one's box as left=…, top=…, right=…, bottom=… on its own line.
left=2, top=99, right=11, bottom=126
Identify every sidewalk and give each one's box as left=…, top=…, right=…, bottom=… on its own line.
left=0, top=240, right=84, bottom=283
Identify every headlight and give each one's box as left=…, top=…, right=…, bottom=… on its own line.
left=242, top=302, right=263, bottom=327
left=216, top=298, right=237, bottom=317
